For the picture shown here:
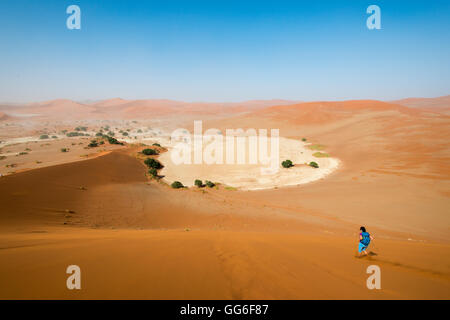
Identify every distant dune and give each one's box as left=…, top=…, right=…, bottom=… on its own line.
left=3, top=97, right=449, bottom=120
left=391, top=95, right=450, bottom=113
left=0, top=98, right=299, bottom=120
left=20, top=99, right=96, bottom=119
left=91, top=97, right=131, bottom=107
left=249, top=99, right=423, bottom=125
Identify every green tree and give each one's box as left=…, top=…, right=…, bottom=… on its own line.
left=171, top=181, right=184, bottom=189
left=194, top=179, right=203, bottom=188
left=142, top=148, right=159, bottom=155
left=144, top=158, right=163, bottom=169
left=105, top=136, right=123, bottom=145
left=282, top=160, right=294, bottom=168
left=88, top=140, right=98, bottom=148
left=309, top=161, right=319, bottom=168
left=148, top=168, right=158, bottom=177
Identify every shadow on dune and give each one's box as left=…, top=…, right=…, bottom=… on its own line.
left=0, top=152, right=147, bottom=227
left=0, top=151, right=284, bottom=231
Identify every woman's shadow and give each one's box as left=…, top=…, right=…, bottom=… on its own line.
left=355, top=251, right=378, bottom=259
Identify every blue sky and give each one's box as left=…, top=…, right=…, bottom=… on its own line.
left=0, top=0, right=449, bottom=102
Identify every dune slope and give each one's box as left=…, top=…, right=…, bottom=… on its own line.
left=0, top=150, right=449, bottom=299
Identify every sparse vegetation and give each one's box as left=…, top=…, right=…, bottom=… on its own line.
left=282, top=160, right=294, bottom=168
left=171, top=181, right=184, bottom=189
left=302, top=138, right=307, bottom=142
left=142, top=148, right=159, bottom=156
left=66, top=132, right=87, bottom=137
left=105, top=136, right=123, bottom=145
left=148, top=168, right=158, bottom=177
left=309, top=161, right=319, bottom=168
left=312, top=152, right=329, bottom=158
left=18, top=152, right=28, bottom=156
left=122, top=132, right=129, bottom=136
left=39, top=134, right=49, bottom=139
left=205, top=180, right=215, bottom=188
left=88, top=140, right=98, bottom=148
left=61, top=148, right=69, bottom=153
left=194, top=179, right=203, bottom=188
left=144, top=158, right=163, bottom=169
left=308, top=144, right=325, bottom=151
left=152, top=143, right=161, bottom=147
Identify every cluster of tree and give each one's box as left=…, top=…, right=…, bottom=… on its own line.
left=282, top=159, right=319, bottom=168
left=194, top=179, right=215, bottom=188
left=66, top=131, right=88, bottom=137
left=104, top=136, right=124, bottom=145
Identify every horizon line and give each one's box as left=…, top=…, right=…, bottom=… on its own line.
left=1, top=94, right=449, bottom=106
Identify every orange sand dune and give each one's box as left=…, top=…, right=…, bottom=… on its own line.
left=1, top=99, right=300, bottom=121
left=91, top=98, right=131, bottom=107
left=251, top=100, right=427, bottom=125
left=0, top=111, right=8, bottom=121
left=202, top=99, right=450, bottom=239
left=19, top=99, right=96, bottom=119
left=1, top=97, right=449, bottom=299
left=0, top=150, right=449, bottom=299
left=392, top=95, right=450, bottom=112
